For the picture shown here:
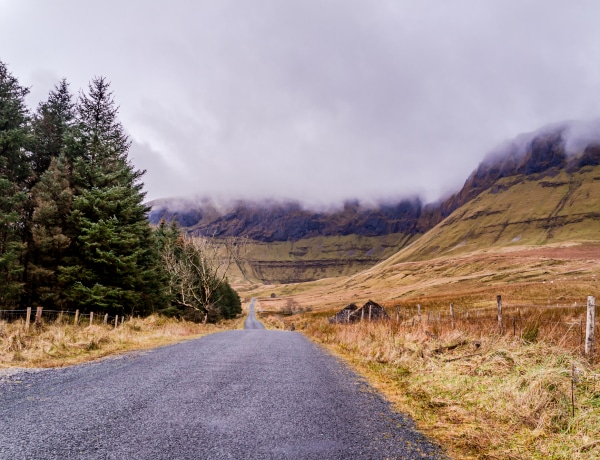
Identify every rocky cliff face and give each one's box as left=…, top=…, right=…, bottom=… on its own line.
left=149, top=198, right=423, bottom=242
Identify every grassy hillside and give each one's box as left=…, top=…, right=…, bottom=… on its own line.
left=229, top=165, right=600, bottom=286
left=230, top=232, right=419, bottom=284
left=385, top=165, right=600, bottom=264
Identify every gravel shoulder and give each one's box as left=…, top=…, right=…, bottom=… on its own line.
left=0, top=326, right=447, bottom=459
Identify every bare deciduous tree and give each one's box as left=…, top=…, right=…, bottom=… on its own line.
left=162, top=234, right=246, bottom=322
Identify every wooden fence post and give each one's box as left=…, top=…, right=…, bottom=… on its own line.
left=585, top=296, right=596, bottom=357
left=395, top=306, right=399, bottom=322
left=115, top=315, right=119, bottom=329
left=361, top=308, right=364, bottom=322
left=104, top=313, right=108, bottom=325
left=497, top=295, right=503, bottom=335
left=369, top=304, right=372, bottom=321
left=35, top=307, right=43, bottom=327
left=121, top=316, right=124, bottom=326
left=25, top=307, right=32, bottom=332
left=89, top=312, right=94, bottom=327
left=74, top=309, right=79, bottom=326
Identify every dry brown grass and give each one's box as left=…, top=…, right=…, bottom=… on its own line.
left=0, top=313, right=245, bottom=369
left=243, top=243, right=600, bottom=459
left=297, top=316, right=600, bottom=459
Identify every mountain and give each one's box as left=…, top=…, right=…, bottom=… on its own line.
left=149, top=121, right=600, bottom=283
left=409, top=122, right=600, bottom=256
left=148, top=199, right=425, bottom=283
left=149, top=198, right=423, bottom=242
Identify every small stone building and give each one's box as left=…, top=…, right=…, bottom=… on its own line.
left=329, top=300, right=389, bottom=323
left=328, top=303, right=358, bottom=323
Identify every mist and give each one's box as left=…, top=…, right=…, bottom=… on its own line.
left=2, top=1, right=600, bottom=206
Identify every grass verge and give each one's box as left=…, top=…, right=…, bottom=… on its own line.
left=0, top=313, right=245, bottom=369
left=300, top=318, right=600, bottom=459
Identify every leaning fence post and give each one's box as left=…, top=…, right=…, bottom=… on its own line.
left=74, top=309, right=79, bottom=326
left=35, top=307, right=43, bottom=327
left=497, top=295, right=503, bottom=335
left=25, top=307, right=32, bottom=332
left=585, top=296, right=596, bottom=358
left=89, top=312, right=94, bottom=327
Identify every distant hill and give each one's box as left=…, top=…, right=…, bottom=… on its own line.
left=149, top=121, right=600, bottom=283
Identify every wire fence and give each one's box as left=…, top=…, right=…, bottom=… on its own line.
left=0, top=308, right=127, bottom=328
left=373, top=296, right=597, bottom=357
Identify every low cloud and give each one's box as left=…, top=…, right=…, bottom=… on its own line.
left=3, top=1, right=600, bottom=205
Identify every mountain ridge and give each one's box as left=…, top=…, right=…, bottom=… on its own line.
left=148, top=121, right=600, bottom=283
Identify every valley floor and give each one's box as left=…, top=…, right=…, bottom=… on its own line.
left=242, top=242, right=600, bottom=459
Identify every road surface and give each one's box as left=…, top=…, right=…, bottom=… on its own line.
left=0, top=301, right=446, bottom=459
left=244, top=298, right=265, bottom=330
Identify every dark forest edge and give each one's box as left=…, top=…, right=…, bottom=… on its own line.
left=0, top=60, right=240, bottom=323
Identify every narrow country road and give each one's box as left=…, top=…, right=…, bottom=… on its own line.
left=0, top=301, right=447, bottom=459
left=244, top=298, right=265, bottom=330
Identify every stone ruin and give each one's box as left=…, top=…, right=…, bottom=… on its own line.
left=329, top=300, right=390, bottom=324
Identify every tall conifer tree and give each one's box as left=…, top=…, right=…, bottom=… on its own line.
left=0, top=61, right=30, bottom=306
left=30, top=79, right=75, bottom=180
left=59, top=77, right=164, bottom=315
left=29, top=154, right=73, bottom=307
left=25, top=80, right=76, bottom=306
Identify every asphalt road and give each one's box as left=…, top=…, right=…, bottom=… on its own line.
left=0, top=303, right=447, bottom=459
left=244, top=298, right=265, bottom=330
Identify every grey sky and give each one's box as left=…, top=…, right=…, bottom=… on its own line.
left=1, top=1, right=600, bottom=206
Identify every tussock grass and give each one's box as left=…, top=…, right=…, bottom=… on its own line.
left=302, top=316, right=600, bottom=459
left=0, top=313, right=244, bottom=368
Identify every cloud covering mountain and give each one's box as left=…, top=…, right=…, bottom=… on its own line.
left=2, top=1, right=600, bottom=205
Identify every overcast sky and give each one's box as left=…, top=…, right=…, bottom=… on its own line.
left=1, top=1, right=600, bottom=206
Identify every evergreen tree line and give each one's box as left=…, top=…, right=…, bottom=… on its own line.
left=0, top=61, right=240, bottom=321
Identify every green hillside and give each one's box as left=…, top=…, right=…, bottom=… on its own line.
left=229, top=232, right=419, bottom=284
left=384, top=164, right=600, bottom=265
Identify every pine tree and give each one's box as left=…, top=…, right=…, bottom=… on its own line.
left=29, top=154, right=73, bottom=307
left=59, top=77, right=165, bottom=315
left=0, top=61, right=30, bottom=307
left=24, top=80, right=76, bottom=306
left=30, top=79, right=75, bottom=180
